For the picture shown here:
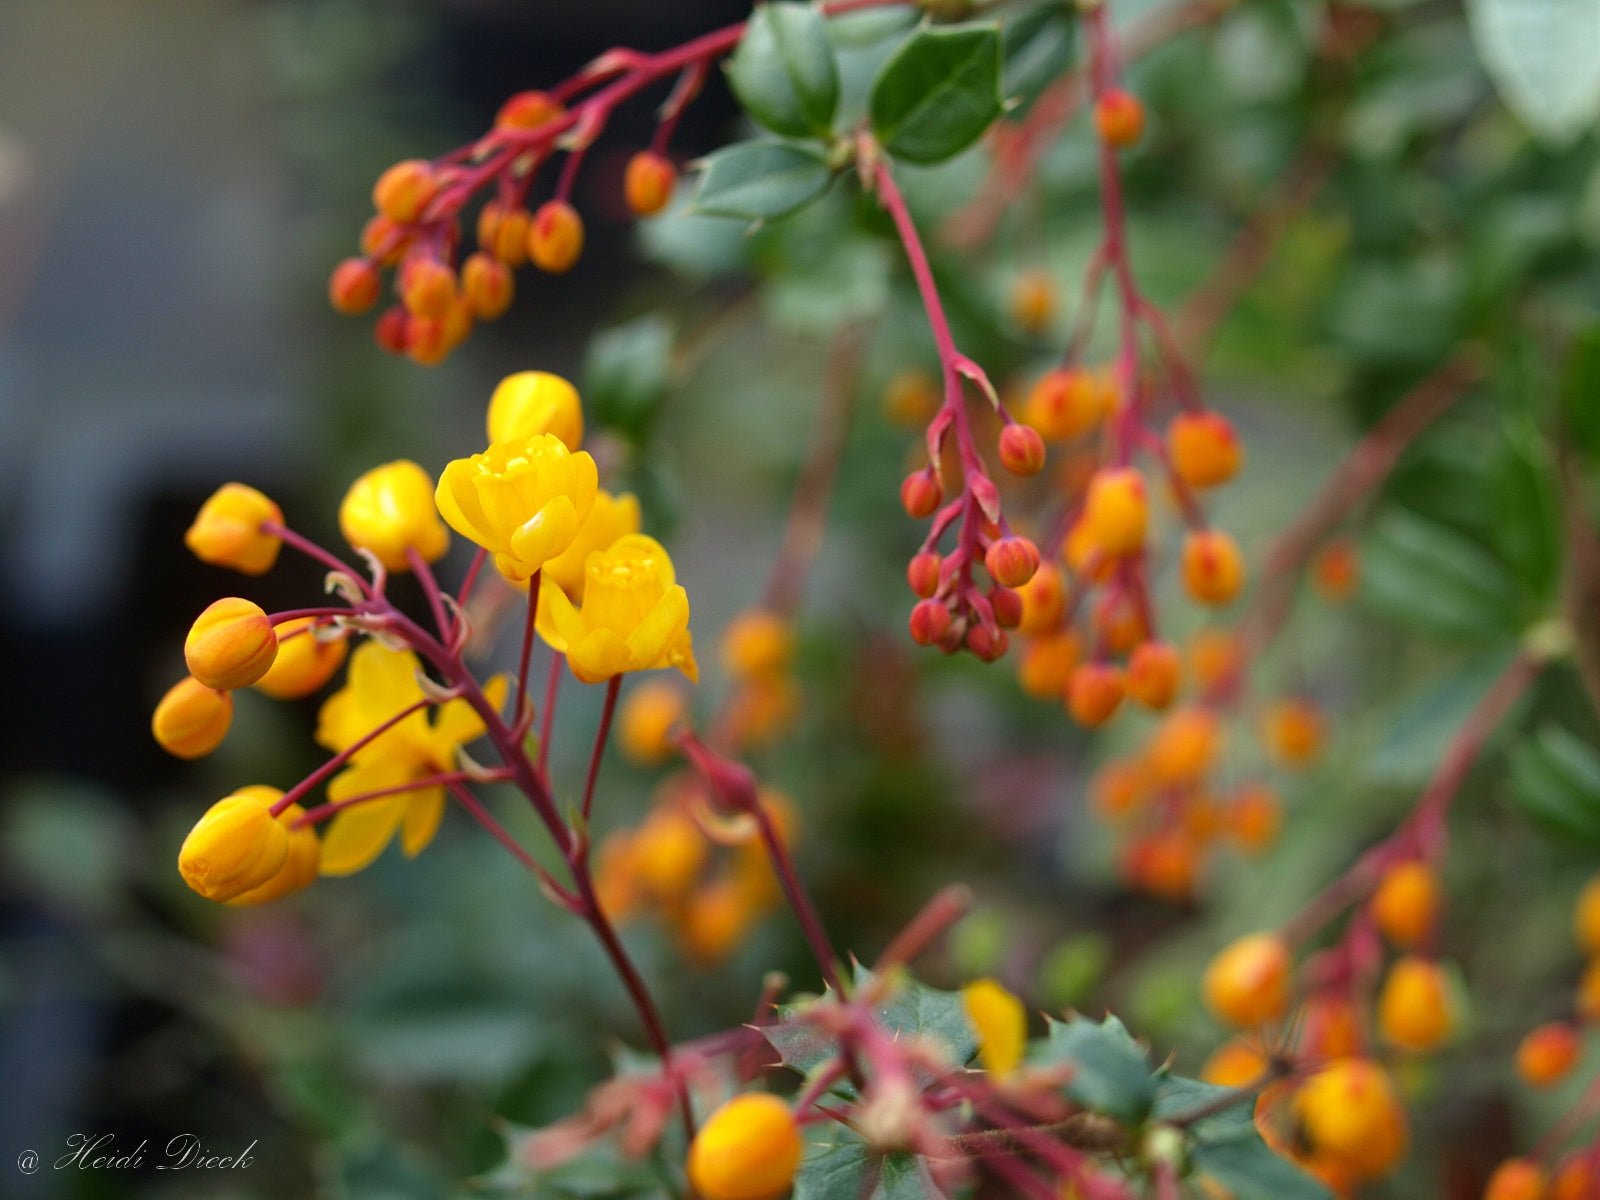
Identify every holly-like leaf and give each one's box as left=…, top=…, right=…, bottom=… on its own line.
left=1466, top=0, right=1600, bottom=146
left=728, top=3, right=841, bottom=138
left=692, top=140, right=836, bottom=222
left=793, top=1137, right=926, bottom=1200
left=1153, top=1076, right=1332, bottom=1200
left=854, top=963, right=979, bottom=1070
left=1512, top=725, right=1600, bottom=847
left=870, top=23, right=1004, bottom=163
left=1033, top=1013, right=1155, bottom=1123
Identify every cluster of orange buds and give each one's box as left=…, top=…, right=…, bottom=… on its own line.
left=593, top=774, right=798, bottom=965
left=718, top=608, right=800, bottom=752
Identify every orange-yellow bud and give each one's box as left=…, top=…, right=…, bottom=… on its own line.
left=1022, top=368, right=1110, bottom=442
left=1516, top=1022, right=1581, bottom=1089
left=361, top=213, right=408, bottom=266
left=1168, top=412, right=1241, bottom=489
left=1377, top=956, right=1455, bottom=1053
left=632, top=808, right=708, bottom=903
left=477, top=201, right=531, bottom=266
left=1018, top=632, right=1079, bottom=700
left=328, top=257, right=381, bottom=315
left=1576, top=874, right=1600, bottom=955
left=1182, top=529, right=1245, bottom=606
left=618, top=678, right=689, bottom=766
left=1015, top=562, right=1066, bottom=636
left=907, top=551, right=942, bottom=599
left=253, top=618, right=348, bottom=700
left=1486, top=1159, right=1549, bottom=1200
left=1010, top=269, right=1057, bottom=335
left=1148, top=706, right=1223, bottom=785
left=1263, top=698, right=1326, bottom=769
left=372, top=159, right=438, bottom=224
left=495, top=89, right=563, bottom=130
left=901, top=469, right=942, bottom=518
left=1369, top=860, right=1440, bottom=949
left=185, top=483, right=283, bottom=575
left=1203, top=933, right=1291, bottom=1028
left=461, top=251, right=514, bottom=320
left=1227, top=782, right=1281, bottom=855
left=1126, top=640, right=1181, bottom=710
left=722, top=610, right=793, bottom=680
left=338, top=459, right=450, bottom=572
left=625, top=151, right=677, bottom=217
left=1094, top=89, right=1145, bottom=149
left=226, top=793, right=321, bottom=907
left=1081, top=468, right=1148, bottom=558
left=1292, top=1059, right=1409, bottom=1183
left=1201, top=1038, right=1268, bottom=1088
left=185, top=597, right=278, bottom=690
left=529, top=200, right=584, bottom=273
left=998, top=422, right=1047, bottom=476
left=1124, top=829, right=1199, bottom=901
left=1553, top=1156, right=1595, bottom=1200
left=1189, top=627, right=1240, bottom=693
left=400, top=257, right=456, bottom=319
left=405, top=314, right=451, bottom=366
left=486, top=370, right=585, bottom=450
left=1067, top=662, right=1124, bottom=727
left=178, top=788, right=291, bottom=902
left=686, top=1094, right=803, bottom=1200
left=985, top=537, right=1041, bottom=589
left=991, top=585, right=1023, bottom=631
left=909, top=598, right=952, bottom=646
left=1090, top=759, right=1148, bottom=822
left=152, top=676, right=233, bottom=759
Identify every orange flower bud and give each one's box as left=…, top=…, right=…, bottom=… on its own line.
left=477, top=201, right=531, bottom=266
left=1126, top=640, right=1181, bottom=710
left=1201, top=1038, right=1268, bottom=1088
left=1227, top=782, right=1281, bottom=855
left=966, top=623, right=1009, bottom=662
left=1576, top=874, right=1600, bottom=955
left=1094, top=88, right=1145, bottom=149
left=901, top=468, right=942, bottom=518
left=1189, top=627, right=1240, bottom=693
left=1486, top=1159, right=1548, bottom=1200
left=1203, top=933, right=1291, bottom=1028
left=372, top=158, right=438, bottom=224
left=1553, top=1156, right=1594, bottom=1200
left=1018, top=632, right=1079, bottom=699
left=675, top=880, right=759, bottom=964
left=1090, top=758, right=1148, bottom=822
left=1067, top=662, right=1124, bottom=727
left=632, top=808, right=708, bottom=903
left=152, top=676, right=233, bottom=759
left=1015, top=563, right=1066, bottom=635
left=624, top=150, right=677, bottom=217
left=1312, top=537, right=1359, bottom=602
left=461, top=251, right=514, bottom=320
left=722, top=610, right=794, bottom=680
left=1182, top=529, right=1245, bottom=606
left=185, top=597, right=278, bottom=690
left=986, top=537, right=1041, bottom=589
left=907, top=551, right=942, bottom=598
left=909, top=599, right=952, bottom=647
left=495, top=89, right=563, bottom=130
left=178, top=788, right=291, bottom=902
left=1262, top=697, right=1326, bottom=769
left=1022, top=368, right=1110, bottom=442
left=529, top=200, right=584, bottom=273
left=1377, top=956, right=1455, bottom=1053
left=360, top=213, right=408, bottom=266
left=339, top=459, right=451, bottom=572
left=1370, top=860, right=1440, bottom=949
left=328, top=257, right=381, bottom=315
left=487, top=370, right=585, bottom=450
left=998, top=422, right=1047, bottom=476
left=227, top=794, right=321, bottom=907
left=1081, top=468, right=1148, bottom=558
left=1009, top=269, right=1057, bottom=335
left=185, top=483, right=283, bottom=575
left=687, top=1094, right=803, bottom=1200
left=1149, top=706, right=1223, bottom=785
left=400, top=257, right=456, bottom=319
left=1292, top=1059, right=1409, bottom=1183
left=253, top=618, right=348, bottom=700
left=1126, top=828, right=1199, bottom=900
left=991, top=584, right=1025, bottom=631
left=405, top=314, right=450, bottom=366
left=1168, top=412, right=1241, bottom=489
left=618, top=678, right=689, bottom=766
left=884, top=369, right=940, bottom=427
left=1299, top=992, right=1363, bottom=1060
left=1516, top=1021, right=1581, bottom=1089
left=374, top=306, right=409, bottom=355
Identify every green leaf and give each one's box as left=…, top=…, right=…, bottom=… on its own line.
left=728, top=3, right=841, bottom=137
left=1365, top=648, right=1526, bottom=786
left=693, top=140, right=836, bottom=222
left=793, top=1137, right=925, bottom=1200
left=1032, top=1013, right=1156, bottom=1123
left=582, top=316, right=674, bottom=438
left=1490, top=418, right=1562, bottom=607
left=870, top=23, right=1004, bottom=163
left=1466, top=0, right=1600, bottom=146
left=854, top=963, right=979, bottom=1070
left=1563, top=321, right=1600, bottom=461
left=1154, top=1077, right=1333, bottom=1200
left=1360, top=507, right=1522, bottom=639
left=1512, top=725, right=1600, bottom=846
left=1002, top=4, right=1077, bottom=112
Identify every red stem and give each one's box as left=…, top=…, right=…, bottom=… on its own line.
left=580, top=676, right=621, bottom=823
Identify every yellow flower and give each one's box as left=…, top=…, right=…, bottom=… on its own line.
left=339, top=460, right=450, bottom=571
left=185, top=597, right=278, bottom=690
left=540, top=488, right=641, bottom=598
left=178, top=787, right=290, bottom=901
left=314, top=641, right=505, bottom=875
left=434, top=433, right=598, bottom=582
left=486, top=370, right=584, bottom=449
left=536, top=534, right=697, bottom=684
left=184, top=483, right=283, bottom=575
left=963, top=978, right=1027, bottom=1078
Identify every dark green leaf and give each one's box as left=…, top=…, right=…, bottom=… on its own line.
left=793, top=1137, right=925, bottom=1200
left=1563, top=321, right=1600, bottom=461
left=870, top=23, right=1004, bottom=163
left=1033, top=1014, right=1155, bottom=1123
left=693, top=140, right=836, bottom=222
left=728, top=3, right=841, bottom=137
left=1489, top=418, right=1561, bottom=606
left=582, top=316, right=674, bottom=439
left=1512, top=726, right=1600, bottom=846
left=1002, top=4, right=1076, bottom=111
left=1360, top=507, right=1522, bottom=639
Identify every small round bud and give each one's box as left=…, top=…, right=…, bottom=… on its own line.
left=374, top=306, right=410, bottom=355
left=990, top=586, right=1023, bottom=630
left=487, top=370, right=585, bottom=450
left=185, top=483, right=283, bottom=575
left=1017, top=632, right=1079, bottom=699
left=1189, top=628, right=1240, bottom=693
left=1262, top=697, right=1326, bottom=769
left=152, top=676, right=233, bottom=759
left=998, top=423, right=1046, bottom=476
left=1485, top=1159, right=1547, bottom=1200
left=185, top=597, right=279, bottom=690
left=1227, top=783, right=1281, bottom=855
left=909, top=599, right=952, bottom=646
left=254, top=618, right=348, bottom=701
left=400, top=257, right=457, bottom=319
left=528, top=200, right=585, bottom=273
left=907, top=551, right=942, bottom=598
left=328, top=257, right=381, bottom=315
left=1377, top=955, right=1455, bottom=1053
left=1293, top=1060, right=1409, bottom=1183
left=495, top=89, right=563, bottom=130
left=1168, top=411, right=1242, bottom=489
left=1554, top=1156, right=1594, bottom=1200
left=1081, top=468, right=1148, bottom=558
left=178, top=789, right=291, bottom=903
left=1148, top=706, right=1223, bottom=785
left=900, top=470, right=942, bottom=519
left=360, top=214, right=408, bottom=266
left=1015, top=563, right=1067, bottom=636
left=624, top=151, right=677, bottom=217
left=1126, top=640, right=1181, bottom=710
left=1094, top=89, right=1145, bottom=149
left=477, top=201, right=531, bottom=266
left=686, top=1094, right=803, bottom=1200
left=985, top=537, right=1040, bottom=589
left=722, top=610, right=794, bottom=680
left=1202, top=933, right=1291, bottom=1028
left=460, top=251, right=514, bottom=320
left=1516, top=1022, right=1581, bottom=1089
left=1370, top=861, right=1440, bottom=949
left=618, top=678, right=689, bottom=767
left=1067, top=662, right=1124, bottom=727
left=405, top=315, right=450, bottom=366
left=966, top=623, right=1009, bottom=662
left=372, top=159, right=438, bottom=224
left=1022, top=368, right=1111, bottom=442
left=339, top=459, right=451, bottom=572
left=1181, top=528, right=1245, bottom=606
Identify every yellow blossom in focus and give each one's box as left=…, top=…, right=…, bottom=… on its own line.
left=338, top=460, right=451, bottom=571
left=226, top=790, right=322, bottom=906
left=185, top=597, right=278, bottom=690
left=487, top=370, right=584, bottom=449
left=178, top=787, right=290, bottom=901
left=536, top=534, right=697, bottom=684
left=185, top=483, right=283, bottom=575
left=539, top=489, right=641, bottom=598
left=314, top=641, right=506, bottom=875
left=963, top=978, right=1027, bottom=1078
left=435, top=432, right=598, bottom=582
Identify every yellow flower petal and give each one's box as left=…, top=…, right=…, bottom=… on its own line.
left=963, top=978, right=1027, bottom=1079
left=319, top=791, right=406, bottom=876
left=401, top=787, right=447, bottom=857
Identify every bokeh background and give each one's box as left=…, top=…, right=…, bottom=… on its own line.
left=3, top=1, right=1598, bottom=1197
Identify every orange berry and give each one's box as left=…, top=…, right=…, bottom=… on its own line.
left=1189, top=628, right=1240, bottom=693
left=1182, top=529, right=1246, bottom=606
left=371, top=158, right=438, bottom=224
left=1485, top=1159, right=1548, bottom=1200
left=907, top=551, right=942, bottom=598
left=405, top=315, right=450, bottom=366
left=617, top=678, right=689, bottom=766
left=1080, top=468, right=1148, bottom=558
left=1553, top=1156, right=1595, bottom=1200
left=1148, top=706, right=1223, bottom=786
left=624, top=150, right=677, bottom=217
left=1018, top=632, right=1079, bottom=700
left=1202, top=1038, right=1269, bottom=1088
left=986, top=537, right=1041, bottom=589
left=328, top=257, right=381, bottom=315
left=360, top=213, right=408, bottom=266
left=477, top=201, right=531, bottom=267
left=1126, top=640, right=1181, bottom=710
left=1370, top=861, right=1440, bottom=949
left=400, top=257, right=456, bottom=319
left=1377, top=956, right=1455, bottom=1053
left=184, top=597, right=278, bottom=691
left=1576, top=874, right=1600, bottom=955
left=1093, top=590, right=1147, bottom=654
left=528, top=200, right=584, bottom=273
left=722, top=610, right=794, bottom=680
left=1090, top=758, right=1148, bottom=822
left=1516, top=1022, right=1581, bottom=1089
left=1015, top=562, right=1067, bottom=635
left=1227, top=782, right=1281, bottom=856
left=686, top=1094, right=803, bottom=1200
left=1262, top=698, right=1326, bottom=769
left=901, top=470, right=942, bottom=518
left=1292, top=1059, right=1409, bottom=1183
left=909, top=599, right=952, bottom=647
left=151, top=676, right=233, bottom=759
left=990, top=586, right=1023, bottom=630
left=1168, top=412, right=1242, bottom=489
left=1010, top=269, right=1057, bottom=335
left=253, top=617, right=348, bottom=701
left=461, top=251, right=514, bottom=320
left=1203, top=933, right=1292, bottom=1028
left=1067, top=662, right=1125, bottom=727
left=1312, top=537, right=1360, bottom=603
left=374, top=306, right=409, bottom=355
left=1094, top=88, right=1145, bottom=149
left=1131, top=829, right=1200, bottom=901
left=884, top=369, right=940, bottom=427
left=999, top=423, right=1047, bottom=476
left=1021, top=368, right=1110, bottom=442
left=495, top=89, right=563, bottom=130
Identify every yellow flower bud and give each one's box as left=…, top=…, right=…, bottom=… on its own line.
left=540, top=489, right=641, bottom=599
left=618, top=677, right=689, bottom=766
left=253, top=618, right=349, bottom=700
left=151, top=676, right=234, bottom=759
left=486, top=370, right=585, bottom=450
left=338, top=460, right=451, bottom=572
left=184, top=483, right=283, bottom=575
left=227, top=795, right=321, bottom=906
left=435, top=433, right=599, bottom=582
left=687, top=1094, right=803, bottom=1200
left=178, top=787, right=291, bottom=902
left=963, top=977, right=1027, bottom=1078
left=721, top=609, right=794, bottom=681
left=185, top=597, right=278, bottom=690
left=536, top=534, right=698, bottom=684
